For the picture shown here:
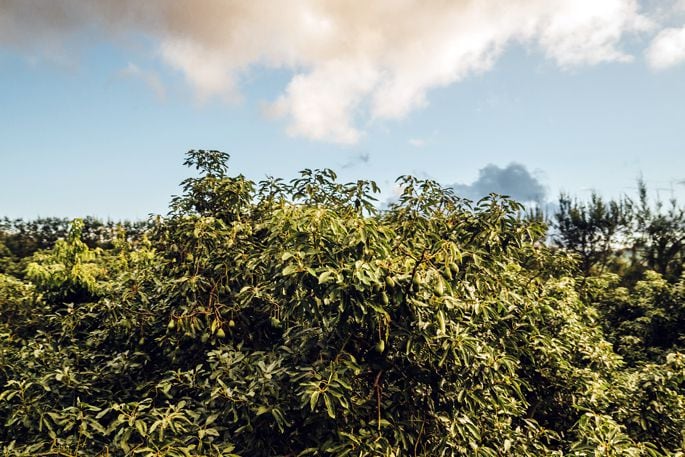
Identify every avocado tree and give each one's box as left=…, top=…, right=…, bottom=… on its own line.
left=1, top=150, right=683, bottom=456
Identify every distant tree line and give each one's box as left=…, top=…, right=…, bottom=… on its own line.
left=552, top=181, right=685, bottom=282
left=0, top=217, right=149, bottom=277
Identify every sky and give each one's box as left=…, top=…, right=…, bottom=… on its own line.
left=1, top=0, right=685, bottom=220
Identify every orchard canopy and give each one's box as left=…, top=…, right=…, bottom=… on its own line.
left=1, top=150, right=684, bottom=456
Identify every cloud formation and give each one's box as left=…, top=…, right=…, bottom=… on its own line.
left=0, top=0, right=656, bottom=143
left=341, top=151, right=370, bottom=169
left=451, top=163, right=546, bottom=203
left=646, top=26, right=685, bottom=69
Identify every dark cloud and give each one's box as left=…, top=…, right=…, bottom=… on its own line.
left=341, top=151, right=370, bottom=169
left=450, top=163, right=546, bottom=203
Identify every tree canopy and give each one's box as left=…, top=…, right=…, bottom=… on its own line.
left=1, top=150, right=684, bottom=456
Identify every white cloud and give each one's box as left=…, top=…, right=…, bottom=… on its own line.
left=0, top=0, right=654, bottom=144
left=409, top=138, right=426, bottom=148
left=646, top=26, right=685, bottom=69
left=535, top=0, right=652, bottom=67
left=267, top=60, right=379, bottom=144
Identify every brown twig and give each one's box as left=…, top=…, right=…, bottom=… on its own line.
left=373, top=370, right=384, bottom=433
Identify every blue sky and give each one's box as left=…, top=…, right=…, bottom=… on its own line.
left=1, top=0, right=685, bottom=220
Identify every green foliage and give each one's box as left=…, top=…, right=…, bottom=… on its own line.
left=0, top=240, right=12, bottom=275
left=1, top=150, right=684, bottom=456
left=25, top=219, right=107, bottom=303
left=553, top=192, right=632, bottom=276
left=552, top=181, right=685, bottom=283
left=586, top=271, right=685, bottom=365
left=631, top=181, right=685, bottom=281
left=0, top=217, right=148, bottom=258
left=0, top=217, right=148, bottom=280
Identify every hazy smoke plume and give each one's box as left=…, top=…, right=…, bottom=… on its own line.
left=451, top=163, right=546, bottom=203
left=0, top=0, right=673, bottom=143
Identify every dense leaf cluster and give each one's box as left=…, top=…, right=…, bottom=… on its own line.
left=1, top=151, right=684, bottom=456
